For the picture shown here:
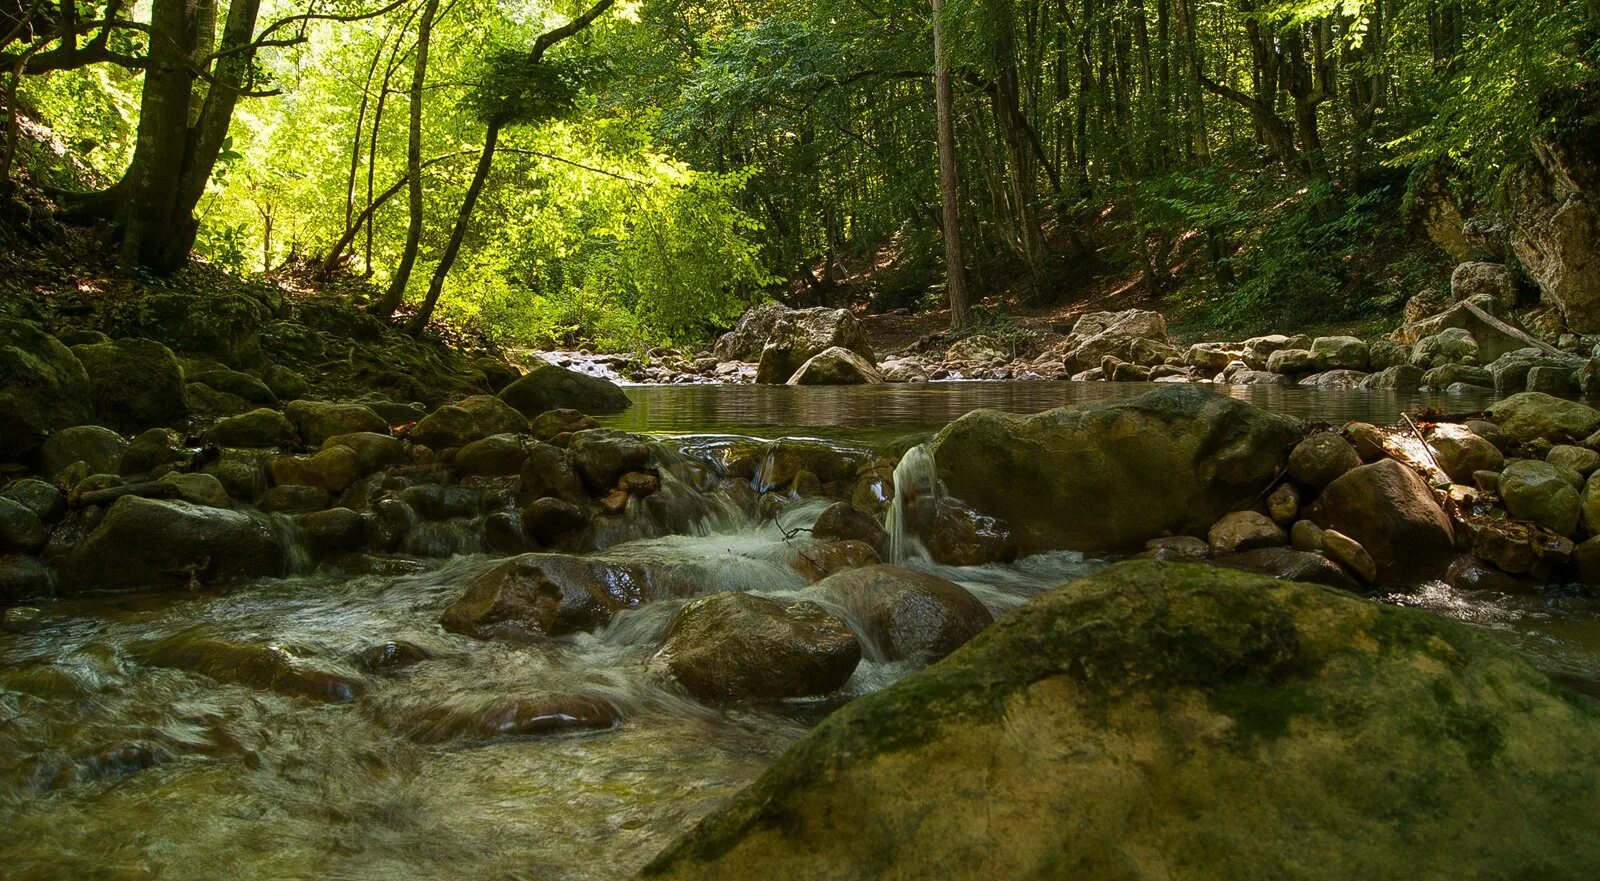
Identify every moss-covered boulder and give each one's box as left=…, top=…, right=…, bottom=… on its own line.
left=39, top=425, right=127, bottom=481
left=1486, top=392, right=1600, bottom=444
left=0, top=318, right=93, bottom=459
left=641, top=561, right=1600, bottom=881
left=652, top=591, right=861, bottom=703
left=137, top=291, right=265, bottom=366
left=64, top=496, right=286, bottom=591
left=408, top=395, right=528, bottom=449
left=283, top=399, right=388, bottom=445
left=72, top=338, right=188, bottom=433
left=498, top=363, right=631, bottom=417
left=805, top=564, right=991, bottom=665
left=927, top=387, right=1299, bottom=553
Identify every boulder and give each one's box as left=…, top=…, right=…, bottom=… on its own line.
left=1500, top=460, right=1581, bottom=534
left=0, top=318, right=93, bottom=459
left=136, top=631, right=361, bottom=702
left=1486, top=392, right=1600, bottom=444
left=440, top=553, right=674, bottom=639
left=1311, top=459, right=1454, bottom=583
left=806, top=564, right=992, bottom=665
left=520, top=442, right=586, bottom=504
left=928, top=388, right=1298, bottom=553
left=455, top=433, right=530, bottom=476
left=0, top=478, right=65, bottom=523
left=712, top=302, right=790, bottom=362
left=283, top=400, right=388, bottom=445
left=754, top=308, right=875, bottom=384
left=1206, top=511, right=1285, bottom=553
left=1058, top=310, right=1171, bottom=371
left=529, top=408, right=599, bottom=442
left=321, top=432, right=407, bottom=473
left=0, top=496, right=47, bottom=553
left=651, top=591, right=860, bottom=702
left=1297, top=370, right=1368, bottom=389
left=65, top=496, right=286, bottom=591
left=786, top=347, right=883, bottom=385
left=1509, top=138, right=1600, bottom=332
left=1428, top=429, right=1505, bottom=483
left=408, top=395, right=528, bottom=449
left=40, top=425, right=127, bottom=480
left=203, top=408, right=299, bottom=449
left=811, top=502, right=889, bottom=557
left=1210, top=546, right=1359, bottom=590
left=136, top=291, right=264, bottom=366
left=1287, top=432, right=1360, bottom=489
left=1527, top=364, right=1576, bottom=393
left=0, top=555, right=53, bottom=604
left=1487, top=349, right=1585, bottom=392
left=520, top=497, right=590, bottom=546
left=296, top=507, right=369, bottom=557
left=640, top=561, right=1600, bottom=881
left=71, top=338, right=188, bottom=433
left=267, top=446, right=363, bottom=493
left=1410, top=327, right=1479, bottom=368
left=1421, top=363, right=1495, bottom=390
left=1360, top=364, right=1423, bottom=390
left=1240, top=334, right=1308, bottom=369
left=188, top=369, right=277, bottom=406
left=1366, top=338, right=1410, bottom=370
left=1321, top=528, right=1377, bottom=583
left=568, top=429, right=650, bottom=492
left=1309, top=336, right=1368, bottom=371
left=1549, top=444, right=1600, bottom=476
left=1265, top=348, right=1315, bottom=374
left=498, top=363, right=631, bottom=417
left=1450, top=261, right=1519, bottom=309
left=158, top=472, right=231, bottom=508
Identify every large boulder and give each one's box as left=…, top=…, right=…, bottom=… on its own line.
left=1499, top=460, right=1581, bottom=535
left=806, top=565, right=992, bottom=665
left=640, top=561, right=1600, bottom=881
left=408, top=395, right=528, bottom=449
left=651, top=591, right=860, bottom=702
left=786, top=346, right=882, bottom=385
left=498, top=363, right=631, bottom=417
left=754, top=308, right=875, bottom=384
left=39, top=425, right=127, bottom=480
left=1451, top=261, right=1519, bottom=309
left=1059, top=309, right=1170, bottom=371
left=136, top=291, right=265, bottom=366
left=0, top=318, right=93, bottom=460
left=712, top=302, right=790, bottom=362
left=64, top=496, right=286, bottom=591
left=1509, top=134, right=1600, bottom=332
left=1486, top=392, right=1600, bottom=444
left=283, top=400, right=388, bottom=445
left=1396, top=296, right=1550, bottom=361
left=1310, top=458, right=1454, bottom=583
left=928, top=387, right=1299, bottom=553
left=440, top=553, right=677, bottom=640
left=72, top=338, right=188, bottom=433
left=1487, top=349, right=1585, bottom=392
left=203, top=408, right=299, bottom=448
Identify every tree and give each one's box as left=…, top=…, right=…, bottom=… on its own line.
left=930, top=0, right=970, bottom=332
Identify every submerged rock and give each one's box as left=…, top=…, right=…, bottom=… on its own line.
left=401, top=694, right=619, bottom=744
left=652, top=591, right=860, bottom=702
left=928, top=387, right=1298, bottom=553
left=640, top=561, right=1600, bottom=881
left=136, top=631, right=363, bottom=702
left=440, top=553, right=674, bottom=640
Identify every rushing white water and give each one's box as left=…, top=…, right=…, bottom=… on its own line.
left=884, top=443, right=939, bottom=564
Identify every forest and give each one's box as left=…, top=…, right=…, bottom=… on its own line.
left=3, top=0, right=1594, bottom=349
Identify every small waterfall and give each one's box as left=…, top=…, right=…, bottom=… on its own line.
left=261, top=510, right=313, bottom=576
left=884, top=444, right=939, bottom=565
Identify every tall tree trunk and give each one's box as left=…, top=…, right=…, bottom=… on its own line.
left=370, top=0, right=440, bottom=318
left=932, top=0, right=971, bottom=332
left=407, top=121, right=499, bottom=334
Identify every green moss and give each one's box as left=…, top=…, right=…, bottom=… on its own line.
left=1208, top=680, right=1319, bottom=744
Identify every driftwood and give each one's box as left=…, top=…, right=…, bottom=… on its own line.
left=1459, top=299, right=1566, bottom=357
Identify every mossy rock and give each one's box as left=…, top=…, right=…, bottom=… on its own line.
left=71, top=338, right=188, bottom=433
left=136, top=292, right=265, bottom=367
left=929, top=387, right=1300, bottom=553
left=642, top=560, right=1600, bottom=881
left=497, top=363, right=631, bottom=417
left=0, top=318, right=93, bottom=460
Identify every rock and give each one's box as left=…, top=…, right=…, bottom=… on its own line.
left=520, top=442, right=586, bottom=504
left=71, top=338, right=187, bottom=433
left=400, top=694, right=619, bottom=744
left=1428, top=428, right=1505, bottom=483
left=136, top=632, right=362, bottom=702
left=786, top=347, right=883, bottom=385
left=1421, top=363, right=1495, bottom=390
left=1140, top=535, right=1211, bottom=561
left=789, top=540, right=879, bottom=582
left=1501, top=460, right=1581, bottom=534
left=641, top=561, right=1600, bottom=881
left=1526, top=364, right=1575, bottom=393
left=1549, top=444, right=1600, bottom=476
left=754, top=308, right=875, bottom=384
left=1266, top=483, right=1299, bottom=524
left=1298, top=370, right=1368, bottom=389
left=283, top=400, right=389, bottom=446
left=520, top=497, right=590, bottom=546
left=1486, top=349, right=1585, bottom=392
left=1206, top=511, right=1286, bottom=553
left=1399, top=298, right=1548, bottom=362
left=810, top=502, right=889, bottom=557
left=498, top=363, right=631, bottom=417
left=1467, top=418, right=1513, bottom=451
left=1321, top=529, right=1377, bottom=583
left=1311, top=459, right=1454, bottom=583
left=1486, top=392, right=1600, bottom=444
left=188, top=369, right=277, bottom=406
left=1446, top=554, right=1542, bottom=593
left=1057, top=310, right=1170, bottom=372
left=529, top=408, right=599, bottom=441
left=1509, top=139, right=1600, bottom=332
left=568, top=429, right=649, bottom=491
left=0, top=319, right=94, bottom=460
left=455, top=434, right=530, bottom=476
left=158, top=472, right=231, bottom=508
left=1410, top=327, right=1479, bottom=368
left=1290, top=519, right=1324, bottom=551
left=1287, top=432, right=1361, bottom=489
left=925, top=501, right=1019, bottom=566
left=267, top=445, right=363, bottom=493
left=296, top=507, right=368, bottom=557
left=440, top=553, right=673, bottom=639
left=321, top=432, right=407, bottom=473
left=398, top=484, right=478, bottom=521
left=1226, top=369, right=1294, bottom=386
left=40, top=425, right=127, bottom=480
left=408, top=396, right=528, bottom=449
left=1309, top=336, right=1368, bottom=371
left=0, top=496, right=48, bottom=553
left=1403, top=285, right=1453, bottom=323
left=1575, top=536, right=1600, bottom=585
left=204, top=408, right=299, bottom=448
left=713, top=302, right=790, bottom=362
left=0, top=556, right=53, bottom=604
left=928, top=388, right=1298, bottom=553
left=1579, top=471, right=1600, bottom=535
left=1474, top=469, right=1502, bottom=493
left=1366, top=338, right=1410, bottom=370
left=652, top=591, right=860, bottom=702
left=1343, top=422, right=1387, bottom=462
left=806, top=564, right=992, bottom=664
left=120, top=428, right=186, bottom=475
left=1360, top=364, right=1424, bottom=390
left=357, top=640, right=433, bottom=674
left=0, top=479, right=65, bottom=523
left=877, top=358, right=928, bottom=382
left=1209, top=547, right=1358, bottom=590
left=136, top=291, right=264, bottom=365
left=203, top=452, right=266, bottom=502
left=261, top=484, right=331, bottom=514
left=1450, top=261, right=1519, bottom=309
left=1265, top=348, right=1315, bottom=374
left=263, top=365, right=308, bottom=400
left=65, top=496, right=286, bottom=591
left=1183, top=343, right=1235, bottom=372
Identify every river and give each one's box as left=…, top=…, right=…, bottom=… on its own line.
left=3, top=380, right=1598, bottom=880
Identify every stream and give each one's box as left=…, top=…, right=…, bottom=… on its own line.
left=4, top=380, right=1600, bottom=880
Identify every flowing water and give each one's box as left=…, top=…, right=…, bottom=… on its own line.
left=5, top=380, right=1599, bottom=879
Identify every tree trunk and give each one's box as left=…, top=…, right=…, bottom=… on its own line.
left=370, top=0, right=440, bottom=318
left=406, top=120, right=500, bottom=334
left=932, top=0, right=971, bottom=332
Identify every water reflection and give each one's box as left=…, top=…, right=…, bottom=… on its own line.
left=603, top=381, right=1509, bottom=443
